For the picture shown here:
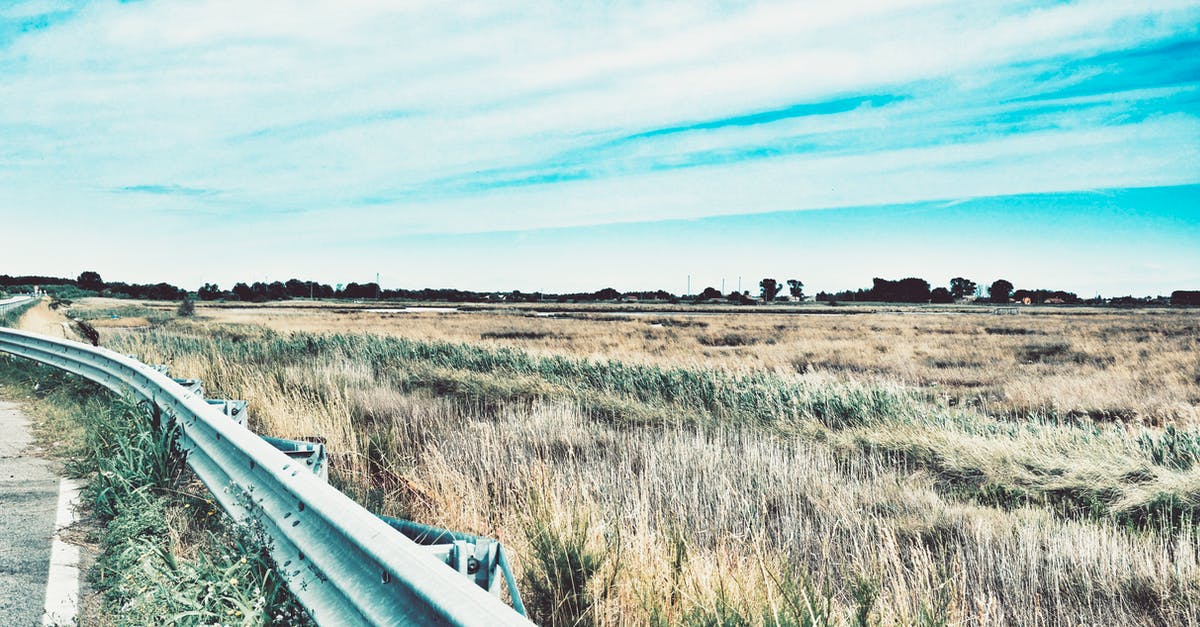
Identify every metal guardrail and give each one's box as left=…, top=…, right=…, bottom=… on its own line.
left=0, top=294, right=39, bottom=311
left=0, top=326, right=533, bottom=627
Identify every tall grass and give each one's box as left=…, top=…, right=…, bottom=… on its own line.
left=146, top=301, right=1200, bottom=424
left=93, top=321, right=1200, bottom=625
left=0, top=356, right=310, bottom=626
left=104, top=327, right=922, bottom=428
left=83, top=398, right=184, bottom=521
left=112, top=325, right=1200, bottom=530
left=522, top=492, right=618, bottom=626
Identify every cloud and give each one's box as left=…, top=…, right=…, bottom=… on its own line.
left=231, top=108, right=414, bottom=144
left=117, top=184, right=217, bottom=197
left=0, top=0, right=1197, bottom=243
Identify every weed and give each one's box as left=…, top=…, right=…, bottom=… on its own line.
left=1138, top=424, right=1200, bottom=470
left=849, top=576, right=878, bottom=627
left=522, top=490, right=618, bottom=626
left=770, top=568, right=835, bottom=627
left=82, top=399, right=184, bottom=521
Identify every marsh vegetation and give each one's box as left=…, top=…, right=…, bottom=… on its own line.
left=62, top=300, right=1200, bottom=625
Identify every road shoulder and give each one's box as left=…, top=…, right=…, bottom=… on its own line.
left=0, top=399, right=90, bottom=626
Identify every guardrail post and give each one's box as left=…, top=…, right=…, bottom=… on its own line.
left=260, top=434, right=329, bottom=481
left=205, top=399, right=249, bottom=427
left=172, top=377, right=204, bottom=396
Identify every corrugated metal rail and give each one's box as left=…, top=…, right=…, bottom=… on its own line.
left=0, top=294, right=39, bottom=311
left=0, top=321, right=533, bottom=626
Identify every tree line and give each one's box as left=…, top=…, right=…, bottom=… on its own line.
left=1, top=272, right=185, bottom=300
left=811, top=277, right=1082, bottom=305
left=2, top=272, right=1195, bottom=306
left=0, top=273, right=678, bottom=305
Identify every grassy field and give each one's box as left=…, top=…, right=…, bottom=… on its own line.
left=67, top=299, right=1200, bottom=625
left=131, top=299, right=1200, bottom=425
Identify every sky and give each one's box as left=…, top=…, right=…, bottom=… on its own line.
left=0, top=0, right=1198, bottom=296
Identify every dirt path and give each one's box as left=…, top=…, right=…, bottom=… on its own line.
left=16, top=301, right=77, bottom=340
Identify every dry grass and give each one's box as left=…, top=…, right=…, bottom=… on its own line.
left=72, top=299, right=1200, bottom=626
left=109, top=301, right=1199, bottom=426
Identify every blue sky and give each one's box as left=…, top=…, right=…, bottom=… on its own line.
left=1, top=0, right=1198, bottom=295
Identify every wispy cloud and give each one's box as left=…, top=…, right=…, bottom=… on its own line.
left=231, top=108, right=414, bottom=144
left=0, top=1, right=82, bottom=46
left=117, top=184, right=217, bottom=197
left=624, top=95, right=905, bottom=140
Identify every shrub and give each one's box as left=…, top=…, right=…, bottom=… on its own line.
left=178, top=293, right=196, bottom=317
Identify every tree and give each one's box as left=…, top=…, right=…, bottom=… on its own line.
left=949, top=277, right=977, bottom=300
left=697, top=287, right=723, bottom=301
left=867, top=277, right=930, bottom=303
left=988, top=279, right=1014, bottom=303
left=285, top=279, right=309, bottom=298
left=930, top=287, right=954, bottom=303
left=266, top=281, right=288, bottom=300
left=231, top=282, right=252, bottom=301
left=786, top=279, right=805, bottom=300
left=341, top=282, right=379, bottom=300
left=727, top=291, right=754, bottom=305
left=759, top=278, right=782, bottom=302
left=144, top=282, right=183, bottom=300
left=896, top=278, right=930, bottom=303
left=77, top=271, right=103, bottom=291
left=197, top=283, right=222, bottom=300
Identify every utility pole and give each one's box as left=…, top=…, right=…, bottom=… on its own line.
left=376, top=273, right=381, bottom=300
left=722, top=278, right=725, bottom=294
left=687, top=275, right=691, bottom=297
left=738, top=276, right=742, bottom=293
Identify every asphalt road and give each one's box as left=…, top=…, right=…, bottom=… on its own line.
left=0, top=400, right=60, bottom=625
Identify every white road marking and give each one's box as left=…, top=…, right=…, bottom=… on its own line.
left=42, top=478, right=81, bottom=627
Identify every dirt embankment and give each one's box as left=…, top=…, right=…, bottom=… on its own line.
left=16, top=300, right=79, bottom=340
